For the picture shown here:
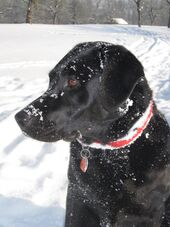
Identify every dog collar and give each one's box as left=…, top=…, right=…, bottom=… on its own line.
left=78, top=100, right=153, bottom=150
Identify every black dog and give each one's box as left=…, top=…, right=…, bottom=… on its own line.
left=15, top=42, right=170, bottom=227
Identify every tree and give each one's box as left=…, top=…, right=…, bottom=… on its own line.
left=145, top=0, right=161, bottom=25
left=68, top=0, right=84, bottom=24
left=132, top=0, right=144, bottom=27
left=90, top=0, right=102, bottom=23
left=49, top=0, right=64, bottom=24
left=147, top=7, right=158, bottom=25
left=167, top=0, right=170, bottom=28
left=25, top=0, right=37, bottom=23
left=69, top=0, right=78, bottom=24
left=105, top=0, right=116, bottom=23
left=80, top=0, right=94, bottom=24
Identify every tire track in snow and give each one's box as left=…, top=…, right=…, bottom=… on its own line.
left=137, top=37, right=158, bottom=59
left=20, top=144, right=57, bottom=168
left=3, top=135, right=25, bottom=154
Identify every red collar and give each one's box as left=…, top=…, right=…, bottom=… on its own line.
left=78, top=100, right=153, bottom=150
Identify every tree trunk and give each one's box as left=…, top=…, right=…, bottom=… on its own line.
left=136, top=1, right=141, bottom=27
left=137, top=8, right=141, bottom=27
left=168, top=7, right=170, bottom=28
left=72, top=9, right=76, bottom=24
left=53, top=12, right=57, bottom=24
left=26, top=0, right=34, bottom=23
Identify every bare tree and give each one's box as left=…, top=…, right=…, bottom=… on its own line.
left=68, top=0, right=84, bottom=24
left=148, top=8, right=157, bottom=25
left=105, top=0, right=116, bottom=23
left=69, top=0, right=78, bottom=24
left=0, top=0, right=169, bottom=26
left=91, top=0, right=102, bottom=23
left=132, top=0, right=144, bottom=27
left=26, top=0, right=37, bottom=23
left=95, top=0, right=102, bottom=10
left=80, top=0, right=94, bottom=23
left=145, top=0, right=161, bottom=25
left=167, top=0, right=170, bottom=28
left=49, top=0, right=63, bottom=24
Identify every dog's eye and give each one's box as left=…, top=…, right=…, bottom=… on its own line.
left=67, top=79, right=78, bottom=88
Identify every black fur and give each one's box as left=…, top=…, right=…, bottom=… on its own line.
left=15, top=42, right=170, bottom=227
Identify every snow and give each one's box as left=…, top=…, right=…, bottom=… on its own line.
left=118, top=98, right=133, bottom=115
left=112, top=18, right=128, bottom=25
left=50, top=94, right=58, bottom=99
left=0, top=24, right=170, bottom=226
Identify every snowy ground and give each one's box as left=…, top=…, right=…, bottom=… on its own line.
left=0, top=24, right=170, bottom=227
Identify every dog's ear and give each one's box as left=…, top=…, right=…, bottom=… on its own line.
left=100, top=45, right=144, bottom=111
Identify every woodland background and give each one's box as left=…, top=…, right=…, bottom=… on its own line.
left=0, top=0, right=170, bottom=27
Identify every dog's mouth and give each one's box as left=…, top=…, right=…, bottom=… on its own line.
left=20, top=127, right=80, bottom=143
left=26, top=129, right=80, bottom=142
left=16, top=118, right=80, bottom=143
left=21, top=128, right=60, bottom=142
left=15, top=109, right=81, bottom=143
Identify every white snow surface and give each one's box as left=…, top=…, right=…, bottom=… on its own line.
left=112, top=18, right=128, bottom=25
left=0, top=24, right=170, bottom=226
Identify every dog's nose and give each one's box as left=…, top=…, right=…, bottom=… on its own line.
left=15, top=110, right=30, bottom=129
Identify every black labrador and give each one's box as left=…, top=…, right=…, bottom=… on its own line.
left=15, top=42, right=170, bottom=227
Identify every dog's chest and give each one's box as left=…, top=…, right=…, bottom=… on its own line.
left=68, top=140, right=170, bottom=225
left=69, top=141, right=169, bottom=201
left=69, top=143, right=132, bottom=191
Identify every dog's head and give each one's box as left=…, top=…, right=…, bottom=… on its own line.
left=15, top=42, right=144, bottom=142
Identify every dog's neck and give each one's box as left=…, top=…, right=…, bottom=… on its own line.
left=77, top=99, right=153, bottom=150
left=77, top=78, right=153, bottom=149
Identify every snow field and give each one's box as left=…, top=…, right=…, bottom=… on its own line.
left=0, top=24, right=170, bottom=226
